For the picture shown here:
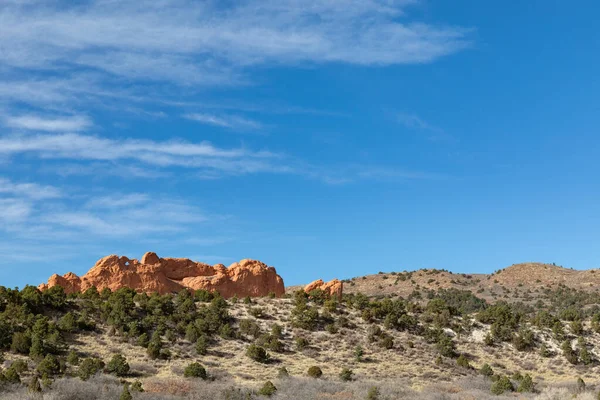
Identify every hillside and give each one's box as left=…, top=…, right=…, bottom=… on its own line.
left=333, top=263, right=600, bottom=305
left=2, top=268, right=600, bottom=399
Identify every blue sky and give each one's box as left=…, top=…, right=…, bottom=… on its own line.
left=1, top=1, right=599, bottom=289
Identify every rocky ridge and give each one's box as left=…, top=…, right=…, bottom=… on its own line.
left=38, top=252, right=285, bottom=298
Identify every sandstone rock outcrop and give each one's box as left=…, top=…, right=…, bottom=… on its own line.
left=304, top=278, right=343, bottom=299
left=38, top=252, right=285, bottom=298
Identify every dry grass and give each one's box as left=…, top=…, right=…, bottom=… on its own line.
left=2, top=375, right=599, bottom=399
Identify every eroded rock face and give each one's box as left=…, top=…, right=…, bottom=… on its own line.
left=38, top=252, right=285, bottom=298
left=304, top=278, right=343, bottom=299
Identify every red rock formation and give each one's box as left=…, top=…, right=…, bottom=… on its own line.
left=38, top=252, right=285, bottom=298
left=304, top=278, right=343, bottom=299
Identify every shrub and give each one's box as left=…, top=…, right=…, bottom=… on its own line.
left=28, top=376, right=42, bottom=393
left=67, top=350, right=80, bottom=365
left=258, top=381, right=277, bottom=396
left=480, top=363, right=494, bottom=377
left=11, top=359, right=28, bottom=373
left=512, top=328, right=535, bottom=351
left=147, top=336, right=162, bottom=360
left=539, top=343, right=550, bottom=357
left=78, top=358, right=105, bottom=380
left=307, top=366, right=323, bottom=378
left=354, top=345, right=364, bottom=362
left=239, top=319, right=261, bottom=338
left=277, top=367, right=289, bottom=378
left=456, top=354, right=471, bottom=369
left=183, top=362, right=207, bottom=379
left=339, top=368, right=354, bottom=381
left=436, top=334, right=456, bottom=358
left=106, top=354, right=130, bottom=377
left=249, top=307, right=265, bottom=319
left=131, top=380, right=144, bottom=392
left=379, top=336, right=394, bottom=349
left=11, top=332, right=31, bottom=355
left=196, top=336, right=208, bottom=355
left=325, top=324, right=338, bottom=334
left=491, top=376, right=514, bottom=395
left=37, top=354, right=60, bottom=377
left=367, top=386, right=380, bottom=400
left=562, top=340, right=578, bottom=364
left=571, top=320, right=584, bottom=335
left=136, top=333, right=149, bottom=348
left=517, top=374, right=534, bottom=393
left=3, top=367, right=20, bottom=384
left=271, top=324, right=283, bottom=339
left=246, top=344, right=270, bottom=363
left=120, top=384, right=133, bottom=400
left=58, top=312, right=78, bottom=332
left=295, top=337, right=309, bottom=351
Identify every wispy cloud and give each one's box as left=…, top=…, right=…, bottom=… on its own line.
left=396, top=112, right=442, bottom=132
left=0, top=133, right=285, bottom=176
left=0, top=132, right=443, bottom=183
left=0, top=182, right=210, bottom=240
left=4, top=114, right=92, bottom=132
left=0, top=178, right=221, bottom=280
left=0, top=199, right=32, bottom=223
left=395, top=112, right=454, bottom=142
left=184, top=113, right=262, bottom=130
left=0, top=177, right=62, bottom=199
left=0, top=0, right=472, bottom=109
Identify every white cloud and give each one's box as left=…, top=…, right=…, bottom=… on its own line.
left=4, top=114, right=92, bottom=132
left=0, top=133, right=283, bottom=176
left=0, top=177, right=62, bottom=199
left=0, top=1, right=471, bottom=102
left=184, top=113, right=262, bottom=130
left=0, top=199, right=32, bottom=222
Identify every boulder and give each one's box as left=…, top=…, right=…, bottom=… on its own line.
left=304, top=278, right=343, bottom=299
left=38, top=252, right=285, bottom=298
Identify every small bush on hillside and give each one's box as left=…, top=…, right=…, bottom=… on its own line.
left=78, top=358, right=105, bottom=381
left=379, top=335, right=394, bottom=349
left=295, top=337, right=309, bottom=351
left=11, top=359, right=28, bottom=373
left=354, top=345, right=364, bottom=362
left=480, top=363, right=493, bottom=377
left=491, top=376, right=514, bottom=395
left=196, top=336, right=209, bottom=355
left=517, top=374, right=534, bottom=393
left=106, top=354, right=130, bottom=377
left=456, top=354, right=471, bottom=369
left=277, top=367, right=289, bottom=378
left=183, top=362, right=207, bottom=379
left=339, top=368, right=354, bottom=381
left=366, top=386, right=380, bottom=400
left=3, top=367, right=21, bottom=384
left=120, top=384, right=132, bottom=400
left=562, top=340, right=578, bottom=364
left=37, top=354, right=60, bottom=377
left=258, top=381, right=277, bottom=396
left=67, top=350, right=80, bottom=365
left=131, top=380, right=144, bottom=392
left=28, top=376, right=42, bottom=393
left=512, top=328, right=535, bottom=351
left=246, top=344, right=270, bottom=363
left=436, top=334, right=457, bottom=358
left=307, top=366, right=323, bottom=378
